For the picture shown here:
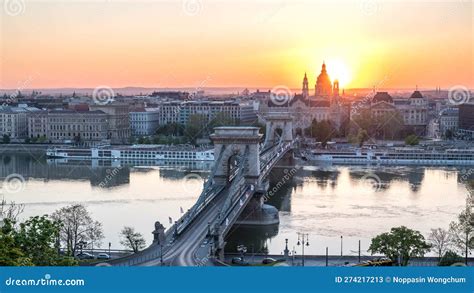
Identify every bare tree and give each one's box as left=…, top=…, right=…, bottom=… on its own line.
left=428, top=228, right=452, bottom=260
left=119, top=226, right=146, bottom=253
left=87, top=221, right=104, bottom=252
left=0, top=198, right=24, bottom=223
left=51, top=204, right=104, bottom=256
left=449, top=203, right=474, bottom=265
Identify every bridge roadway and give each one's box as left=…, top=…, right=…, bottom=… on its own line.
left=107, top=141, right=293, bottom=267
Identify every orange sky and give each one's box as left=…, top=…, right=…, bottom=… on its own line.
left=1, top=0, right=473, bottom=90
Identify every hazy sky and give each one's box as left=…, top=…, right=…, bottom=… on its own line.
left=1, top=0, right=473, bottom=90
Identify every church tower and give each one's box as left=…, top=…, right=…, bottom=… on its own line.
left=333, top=79, right=340, bottom=97
left=302, top=72, right=309, bottom=98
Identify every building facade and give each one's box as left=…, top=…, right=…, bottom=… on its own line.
left=156, top=100, right=256, bottom=126
left=46, top=110, right=108, bottom=145
left=90, top=103, right=131, bottom=144
left=458, top=103, right=474, bottom=140
left=129, top=108, right=160, bottom=136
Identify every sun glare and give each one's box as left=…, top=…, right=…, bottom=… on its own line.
left=324, top=59, right=352, bottom=88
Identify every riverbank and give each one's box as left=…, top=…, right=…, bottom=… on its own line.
left=0, top=143, right=52, bottom=154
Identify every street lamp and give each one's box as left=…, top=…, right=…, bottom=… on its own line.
left=237, top=244, right=247, bottom=262
left=297, top=233, right=309, bottom=266
left=340, top=236, right=343, bottom=257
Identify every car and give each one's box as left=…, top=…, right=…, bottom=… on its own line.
left=75, top=252, right=94, bottom=260
left=261, top=257, right=277, bottom=265
left=231, top=257, right=243, bottom=264
left=231, top=257, right=249, bottom=266
left=97, top=253, right=110, bottom=260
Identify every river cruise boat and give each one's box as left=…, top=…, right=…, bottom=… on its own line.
left=46, top=145, right=215, bottom=161
left=307, top=147, right=474, bottom=166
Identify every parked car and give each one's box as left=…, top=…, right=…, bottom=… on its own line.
left=231, top=257, right=249, bottom=266
left=262, top=258, right=277, bottom=265
left=75, top=252, right=94, bottom=260
left=97, top=253, right=110, bottom=260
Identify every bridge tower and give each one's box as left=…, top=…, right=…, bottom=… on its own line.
left=264, top=113, right=293, bottom=147
left=210, top=127, right=263, bottom=186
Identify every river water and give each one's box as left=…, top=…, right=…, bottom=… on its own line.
left=0, top=153, right=471, bottom=257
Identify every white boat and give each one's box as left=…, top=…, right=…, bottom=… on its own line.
left=46, top=145, right=215, bottom=161
left=307, top=147, right=474, bottom=166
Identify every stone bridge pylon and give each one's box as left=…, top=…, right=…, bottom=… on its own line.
left=210, top=127, right=262, bottom=186
left=263, top=112, right=293, bottom=147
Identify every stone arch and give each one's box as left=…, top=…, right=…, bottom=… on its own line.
left=210, top=127, right=262, bottom=185
left=264, top=113, right=293, bottom=147
left=227, top=153, right=242, bottom=183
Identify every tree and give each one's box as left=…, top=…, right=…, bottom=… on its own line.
left=449, top=205, right=474, bottom=265
left=2, top=134, right=10, bottom=144
left=1, top=199, right=25, bottom=222
left=0, top=216, right=76, bottom=266
left=405, top=134, right=420, bottom=146
left=86, top=221, right=104, bottom=252
left=51, top=204, right=104, bottom=256
left=0, top=219, right=32, bottom=266
left=439, top=250, right=464, bottom=266
left=368, top=226, right=431, bottom=266
left=119, top=226, right=146, bottom=253
left=356, top=129, right=369, bottom=147
left=184, top=114, right=208, bottom=144
left=428, top=228, right=453, bottom=262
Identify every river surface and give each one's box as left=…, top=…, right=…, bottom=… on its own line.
left=0, top=153, right=471, bottom=257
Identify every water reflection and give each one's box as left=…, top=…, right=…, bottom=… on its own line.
left=0, top=154, right=471, bottom=255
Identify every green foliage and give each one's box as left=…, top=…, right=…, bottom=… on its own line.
left=368, top=226, right=431, bottom=266
left=351, top=109, right=405, bottom=140
left=0, top=217, right=77, bottom=266
left=356, top=129, right=369, bottom=147
left=184, top=114, right=209, bottom=144
left=305, top=119, right=335, bottom=147
left=155, top=123, right=184, bottom=137
left=439, top=250, right=464, bottom=266
left=405, top=134, right=420, bottom=146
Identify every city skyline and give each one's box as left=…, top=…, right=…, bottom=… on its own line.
left=1, top=0, right=473, bottom=90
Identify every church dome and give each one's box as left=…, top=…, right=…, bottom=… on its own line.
left=315, top=62, right=332, bottom=97
left=372, top=92, right=393, bottom=104
left=409, top=90, right=424, bottom=99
